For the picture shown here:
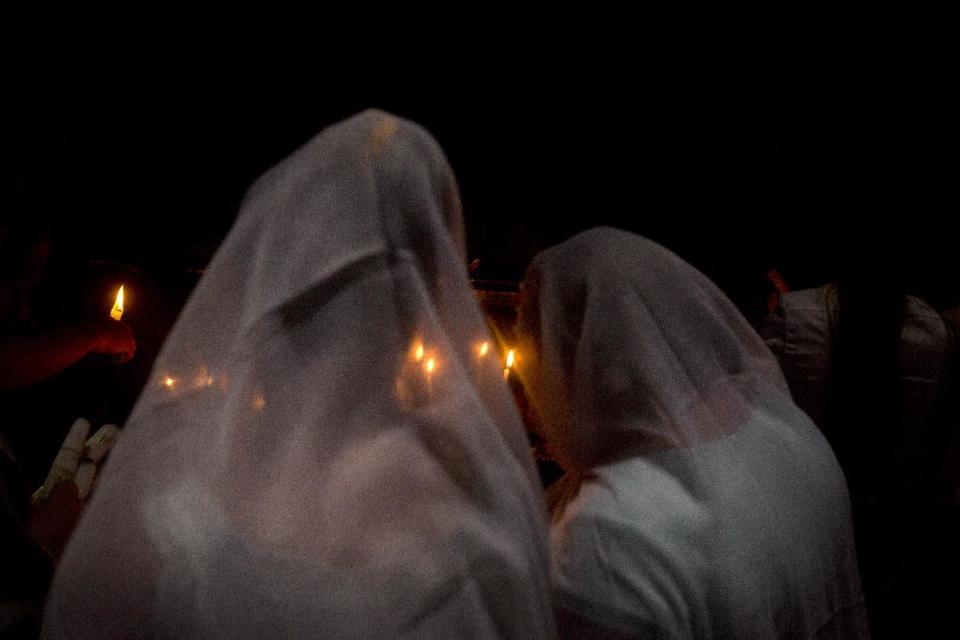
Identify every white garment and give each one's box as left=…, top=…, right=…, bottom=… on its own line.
left=43, top=110, right=554, bottom=640
left=763, top=286, right=951, bottom=431
left=518, top=228, right=868, bottom=639
left=764, top=286, right=958, bottom=507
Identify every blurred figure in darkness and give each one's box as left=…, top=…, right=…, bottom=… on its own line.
left=1, top=187, right=135, bottom=639
left=763, top=169, right=960, bottom=638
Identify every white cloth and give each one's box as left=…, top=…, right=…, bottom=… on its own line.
left=518, top=228, right=868, bottom=639
left=763, top=286, right=952, bottom=431
left=43, top=110, right=554, bottom=640
left=764, top=286, right=958, bottom=507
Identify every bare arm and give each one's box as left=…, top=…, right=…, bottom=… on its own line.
left=0, top=321, right=135, bottom=391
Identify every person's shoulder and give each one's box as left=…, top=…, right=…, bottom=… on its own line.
left=905, top=295, right=945, bottom=322
left=779, top=286, right=834, bottom=314
left=901, top=296, right=952, bottom=372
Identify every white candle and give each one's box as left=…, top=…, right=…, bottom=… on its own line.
left=75, top=462, right=97, bottom=500
left=84, top=424, right=121, bottom=464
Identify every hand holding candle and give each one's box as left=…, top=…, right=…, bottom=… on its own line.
left=88, top=319, right=136, bottom=362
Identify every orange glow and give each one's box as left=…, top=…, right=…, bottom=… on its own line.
left=478, top=341, right=490, bottom=357
left=110, top=285, right=125, bottom=321
left=163, top=376, right=176, bottom=388
left=503, top=349, right=516, bottom=381
left=415, top=343, right=425, bottom=362
left=252, top=392, right=266, bottom=411
left=425, top=358, right=435, bottom=374
left=195, top=369, right=215, bottom=388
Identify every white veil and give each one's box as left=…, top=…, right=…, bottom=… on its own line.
left=517, top=228, right=868, bottom=639
left=43, top=110, right=554, bottom=639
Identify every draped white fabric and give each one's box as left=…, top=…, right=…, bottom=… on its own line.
left=43, top=110, right=554, bottom=640
left=518, top=228, right=868, bottom=639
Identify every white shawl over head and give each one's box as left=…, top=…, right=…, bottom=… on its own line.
left=44, top=110, right=554, bottom=640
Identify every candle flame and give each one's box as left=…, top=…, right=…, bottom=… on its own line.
left=415, top=343, right=425, bottom=362
left=110, top=285, right=125, bottom=321
left=163, top=376, right=176, bottom=388
left=478, top=341, right=489, bottom=357
left=425, top=358, right=435, bottom=373
left=503, top=349, right=516, bottom=381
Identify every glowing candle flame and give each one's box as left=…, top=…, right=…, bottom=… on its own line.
left=425, top=358, right=435, bottom=374
left=110, top=285, right=125, bottom=321
left=478, top=341, right=489, bottom=357
left=163, top=376, right=176, bottom=388
left=415, top=343, right=425, bottom=362
left=503, top=349, right=516, bottom=381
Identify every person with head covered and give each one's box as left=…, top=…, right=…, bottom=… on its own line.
left=516, top=227, right=868, bottom=640
left=41, top=110, right=555, bottom=640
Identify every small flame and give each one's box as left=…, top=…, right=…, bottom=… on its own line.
left=163, top=376, right=176, bottom=388
left=110, top=285, right=125, bottom=321
left=425, top=358, right=435, bottom=374
left=503, top=349, right=516, bottom=381
left=478, top=341, right=489, bottom=357
left=415, top=343, right=425, bottom=362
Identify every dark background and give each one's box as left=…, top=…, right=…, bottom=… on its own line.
left=4, top=44, right=959, bottom=482
left=8, top=47, right=960, bottom=277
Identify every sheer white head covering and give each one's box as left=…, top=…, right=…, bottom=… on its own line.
left=518, top=228, right=868, bottom=639
left=43, top=110, right=554, bottom=640
left=518, top=228, right=793, bottom=472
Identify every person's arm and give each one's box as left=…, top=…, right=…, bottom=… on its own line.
left=0, top=320, right=135, bottom=391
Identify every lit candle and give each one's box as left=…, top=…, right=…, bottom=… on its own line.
left=478, top=341, right=490, bottom=357
left=109, top=285, right=125, bottom=321
left=503, top=349, right=516, bottom=381
left=424, top=357, right=436, bottom=393
left=415, top=343, right=425, bottom=362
